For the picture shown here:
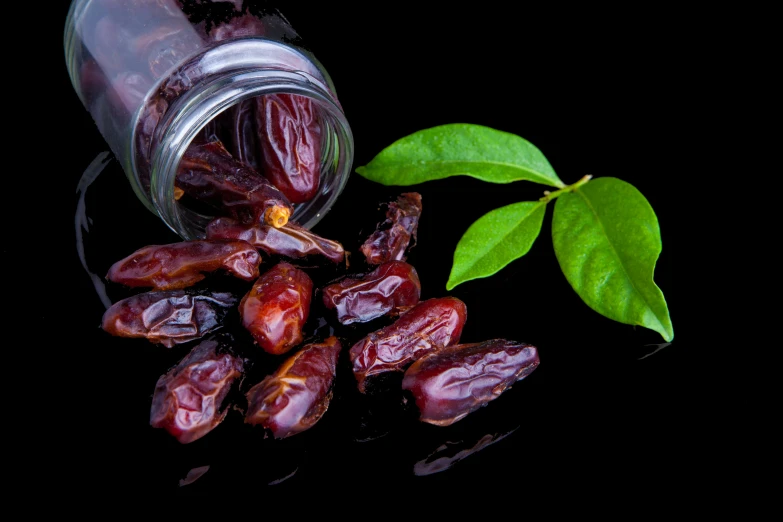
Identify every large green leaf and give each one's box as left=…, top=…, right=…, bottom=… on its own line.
left=356, top=124, right=564, bottom=188
left=447, top=201, right=547, bottom=290
left=552, top=177, right=673, bottom=341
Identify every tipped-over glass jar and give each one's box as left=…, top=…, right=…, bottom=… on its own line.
left=64, top=1, right=353, bottom=239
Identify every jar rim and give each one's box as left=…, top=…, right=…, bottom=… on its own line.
left=134, top=41, right=353, bottom=240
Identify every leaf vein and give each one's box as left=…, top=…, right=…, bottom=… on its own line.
left=575, top=190, right=666, bottom=333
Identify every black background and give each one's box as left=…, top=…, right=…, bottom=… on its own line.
left=37, top=1, right=706, bottom=507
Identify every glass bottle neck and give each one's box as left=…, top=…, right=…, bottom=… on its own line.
left=131, top=40, right=352, bottom=239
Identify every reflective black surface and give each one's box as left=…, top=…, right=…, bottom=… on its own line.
left=51, top=3, right=700, bottom=504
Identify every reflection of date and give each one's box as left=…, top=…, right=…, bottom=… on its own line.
left=321, top=261, right=421, bottom=325
left=206, top=217, right=344, bottom=263
left=102, top=290, right=236, bottom=347
left=414, top=427, right=518, bottom=476
left=245, top=336, right=342, bottom=439
left=402, top=339, right=540, bottom=426
left=240, top=262, right=313, bottom=354
left=107, top=239, right=261, bottom=290
left=150, top=336, right=245, bottom=443
left=349, top=297, right=467, bottom=393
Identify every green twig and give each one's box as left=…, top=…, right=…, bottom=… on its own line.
left=540, top=175, right=593, bottom=203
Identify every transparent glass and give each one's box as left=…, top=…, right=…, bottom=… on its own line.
left=64, top=0, right=353, bottom=239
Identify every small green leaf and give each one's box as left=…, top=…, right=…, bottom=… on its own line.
left=356, top=124, right=564, bottom=188
left=552, top=177, right=673, bottom=341
left=447, top=201, right=547, bottom=290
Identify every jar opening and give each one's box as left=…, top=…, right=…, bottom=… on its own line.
left=138, top=55, right=353, bottom=240
left=168, top=89, right=352, bottom=239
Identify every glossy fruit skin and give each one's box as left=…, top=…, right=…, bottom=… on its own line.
left=321, top=261, right=421, bottom=325
left=349, top=297, right=467, bottom=393
left=176, top=139, right=293, bottom=228
left=245, top=336, right=342, bottom=439
left=257, top=93, right=322, bottom=204
left=361, top=192, right=422, bottom=265
left=402, top=339, right=540, bottom=426
left=206, top=217, right=344, bottom=263
left=150, top=336, right=245, bottom=443
left=106, top=239, right=261, bottom=290
left=101, top=290, right=237, bottom=347
left=239, top=262, right=313, bottom=355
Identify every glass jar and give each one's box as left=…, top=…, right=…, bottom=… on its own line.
left=64, top=0, right=353, bottom=239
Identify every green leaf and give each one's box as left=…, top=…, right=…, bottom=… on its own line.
left=552, top=177, right=673, bottom=341
left=447, top=201, right=547, bottom=290
left=356, top=124, right=564, bottom=188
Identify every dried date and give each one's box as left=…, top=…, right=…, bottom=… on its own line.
left=321, top=261, right=421, bottom=325
left=102, top=290, right=236, bottom=347
left=176, top=139, right=293, bottom=228
left=245, top=336, right=341, bottom=438
left=402, top=339, right=540, bottom=426
left=257, top=93, right=322, bottom=204
left=107, top=239, right=261, bottom=290
left=349, top=297, right=467, bottom=393
left=239, top=262, right=313, bottom=354
left=206, top=217, right=344, bottom=263
left=150, top=336, right=245, bottom=443
left=361, top=192, right=422, bottom=265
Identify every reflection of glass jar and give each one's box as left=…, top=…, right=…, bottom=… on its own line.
left=64, top=1, right=353, bottom=239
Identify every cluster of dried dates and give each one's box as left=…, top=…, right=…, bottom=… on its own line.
left=103, top=182, right=541, bottom=444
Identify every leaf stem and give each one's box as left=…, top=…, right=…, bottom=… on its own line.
left=540, top=175, right=593, bottom=203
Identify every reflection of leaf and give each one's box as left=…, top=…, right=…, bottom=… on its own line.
left=447, top=201, right=546, bottom=290
left=552, top=178, right=673, bottom=341
left=356, top=124, right=564, bottom=188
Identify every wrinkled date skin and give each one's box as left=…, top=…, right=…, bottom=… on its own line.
left=206, top=217, right=344, bottom=263
left=245, top=336, right=341, bottom=438
left=349, top=297, right=467, bottom=393
left=361, top=192, right=422, bottom=265
left=257, top=93, right=322, bottom=204
left=239, top=262, right=313, bottom=354
left=107, top=239, right=260, bottom=290
left=102, top=290, right=236, bottom=347
left=176, top=139, right=293, bottom=228
left=150, top=336, right=245, bottom=443
left=322, top=261, right=421, bottom=325
left=402, top=339, right=540, bottom=426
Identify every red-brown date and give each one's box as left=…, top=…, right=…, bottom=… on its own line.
left=176, top=139, right=293, bottom=228
left=107, top=239, right=260, bottom=290
left=321, top=261, right=421, bottom=325
left=150, top=336, right=245, bottom=443
left=206, top=217, right=344, bottom=263
left=349, top=297, right=467, bottom=393
left=102, top=290, right=236, bottom=347
left=245, top=336, right=342, bottom=438
left=361, top=192, right=422, bottom=265
left=209, top=13, right=266, bottom=42
left=402, top=339, right=540, bottom=426
left=239, top=262, right=313, bottom=354
left=257, top=93, right=322, bottom=204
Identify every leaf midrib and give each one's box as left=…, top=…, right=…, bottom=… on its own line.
left=576, top=189, right=666, bottom=334
left=365, top=158, right=562, bottom=187
left=456, top=202, right=545, bottom=279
